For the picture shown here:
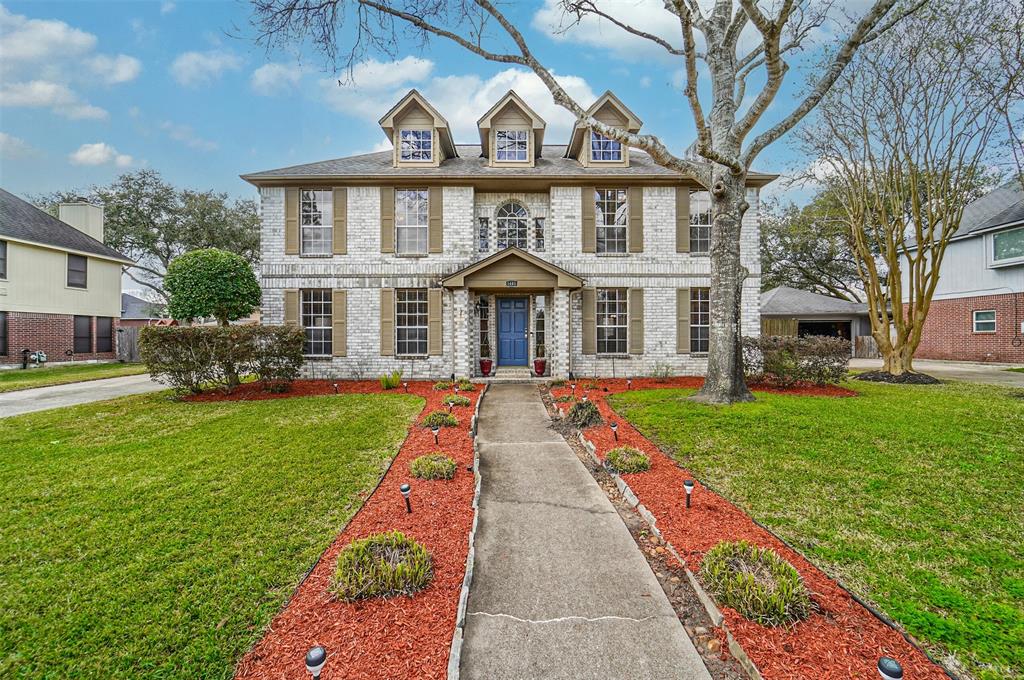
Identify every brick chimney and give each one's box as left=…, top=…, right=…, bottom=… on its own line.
left=58, top=201, right=105, bottom=242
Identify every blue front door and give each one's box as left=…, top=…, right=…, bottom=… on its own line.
left=498, top=298, right=528, bottom=366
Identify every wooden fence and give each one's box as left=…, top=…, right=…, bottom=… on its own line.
left=117, top=326, right=141, bottom=362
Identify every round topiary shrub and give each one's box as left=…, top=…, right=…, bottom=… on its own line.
left=605, top=446, right=650, bottom=474
left=410, top=453, right=457, bottom=480
left=422, top=410, right=458, bottom=428
left=568, top=400, right=602, bottom=428
left=699, top=540, right=813, bottom=626
left=332, top=531, right=433, bottom=601
left=442, top=394, right=471, bottom=407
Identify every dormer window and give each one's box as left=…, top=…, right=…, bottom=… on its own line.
left=496, top=130, right=529, bottom=162
left=400, top=129, right=433, bottom=161
left=591, top=131, right=622, bottom=162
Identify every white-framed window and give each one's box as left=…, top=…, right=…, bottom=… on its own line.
left=67, top=254, right=88, bottom=288
left=477, top=295, right=490, bottom=349
left=690, top=287, right=710, bottom=352
left=396, top=189, right=429, bottom=255
left=591, top=130, right=622, bottom=161
left=496, top=130, right=529, bottom=161
left=300, top=189, right=332, bottom=255
left=478, top=217, right=490, bottom=252
left=535, top=294, right=546, bottom=350
left=399, top=129, right=432, bottom=161
left=595, top=189, right=627, bottom=254
left=396, top=289, right=429, bottom=356
left=301, top=289, right=333, bottom=355
left=596, top=288, right=628, bottom=354
left=534, top=217, right=545, bottom=252
left=991, top=226, right=1024, bottom=266
left=497, top=201, right=529, bottom=249
left=973, top=309, right=996, bottom=333
left=690, top=190, right=712, bottom=255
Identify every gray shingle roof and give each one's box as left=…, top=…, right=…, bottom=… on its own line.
left=951, top=181, right=1024, bottom=240
left=242, top=144, right=776, bottom=184
left=0, top=188, right=130, bottom=262
left=121, top=293, right=166, bottom=319
left=761, top=286, right=868, bottom=316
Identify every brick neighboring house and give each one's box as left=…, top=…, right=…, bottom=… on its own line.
left=0, top=189, right=132, bottom=366
left=120, top=293, right=169, bottom=328
left=242, top=89, right=771, bottom=379
left=907, top=181, right=1024, bottom=364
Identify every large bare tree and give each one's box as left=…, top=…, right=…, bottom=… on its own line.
left=251, top=0, right=919, bottom=403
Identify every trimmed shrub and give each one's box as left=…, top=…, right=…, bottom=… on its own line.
left=422, top=411, right=458, bottom=428
left=379, top=371, right=402, bottom=390
left=743, top=335, right=851, bottom=386
left=606, top=446, right=650, bottom=474
left=699, top=540, right=813, bottom=626
left=568, top=400, right=602, bottom=428
left=165, top=248, right=260, bottom=325
left=410, top=453, right=457, bottom=480
left=456, top=378, right=476, bottom=391
left=549, top=378, right=567, bottom=387
left=433, top=380, right=453, bottom=391
left=332, top=531, right=433, bottom=601
left=442, top=394, right=470, bottom=407
left=251, top=326, right=305, bottom=392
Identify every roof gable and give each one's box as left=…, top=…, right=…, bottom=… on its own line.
left=441, top=247, right=582, bottom=289
left=567, top=90, right=643, bottom=160
left=477, top=90, right=547, bottom=157
left=378, top=89, right=458, bottom=158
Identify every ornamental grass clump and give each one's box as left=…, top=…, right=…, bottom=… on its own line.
left=332, top=531, right=433, bottom=601
left=699, top=540, right=814, bottom=626
left=568, top=400, right=602, bottom=428
left=410, top=453, right=457, bottom=480
left=605, top=446, right=650, bottom=474
left=433, top=380, right=453, bottom=391
left=442, top=394, right=470, bottom=407
left=456, top=378, right=476, bottom=391
left=422, top=410, right=458, bottom=428
left=379, top=371, right=402, bottom=390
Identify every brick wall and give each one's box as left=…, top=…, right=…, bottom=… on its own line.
left=1, top=312, right=118, bottom=365
left=913, top=292, right=1024, bottom=363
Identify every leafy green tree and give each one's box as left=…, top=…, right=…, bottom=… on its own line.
left=165, top=249, right=261, bottom=326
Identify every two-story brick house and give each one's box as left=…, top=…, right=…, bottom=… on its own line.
left=242, top=89, right=771, bottom=379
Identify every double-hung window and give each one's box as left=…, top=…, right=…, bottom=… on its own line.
left=973, top=310, right=996, bottom=333
left=690, top=288, right=711, bottom=352
left=496, top=130, right=528, bottom=161
left=396, top=189, right=429, bottom=255
left=590, top=131, right=622, bottom=161
left=67, top=254, right=88, bottom=288
left=399, top=129, right=432, bottom=161
left=73, top=315, right=92, bottom=353
left=496, top=202, right=529, bottom=249
left=595, top=189, right=627, bottom=254
left=690, top=190, right=712, bottom=255
left=0, top=311, right=7, bottom=356
left=991, top=226, right=1024, bottom=266
left=0, top=240, right=7, bottom=278
left=596, top=288, right=628, bottom=354
left=96, top=317, right=113, bottom=353
left=300, top=189, right=332, bottom=255
left=396, top=289, right=428, bottom=356
left=301, top=289, right=332, bottom=355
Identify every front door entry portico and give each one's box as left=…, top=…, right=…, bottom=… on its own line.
left=497, top=298, right=528, bottom=366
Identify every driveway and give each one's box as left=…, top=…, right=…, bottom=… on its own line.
left=850, top=358, right=1024, bottom=388
left=0, top=374, right=165, bottom=418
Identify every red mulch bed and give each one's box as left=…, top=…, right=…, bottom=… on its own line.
left=221, top=380, right=479, bottom=680
left=552, top=379, right=947, bottom=680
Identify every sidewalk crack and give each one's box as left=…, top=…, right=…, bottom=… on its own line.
left=467, top=611, right=658, bottom=625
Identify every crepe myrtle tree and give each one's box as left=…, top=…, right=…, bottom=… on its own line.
left=250, top=0, right=922, bottom=403
left=165, top=248, right=261, bottom=326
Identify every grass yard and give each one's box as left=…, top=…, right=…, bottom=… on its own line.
left=0, top=362, right=148, bottom=392
left=1006, top=367, right=1024, bottom=373
left=610, top=381, right=1024, bottom=680
left=0, top=392, right=423, bottom=679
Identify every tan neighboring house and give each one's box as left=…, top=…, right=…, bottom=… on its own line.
left=0, top=188, right=132, bottom=367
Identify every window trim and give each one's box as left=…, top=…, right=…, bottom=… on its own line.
left=395, top=188, right=429, bottom=256
left=972, top=309, right=997, bottom=334
left=73, top=315, right=92, bottom=354
left=988, top=225, right=1024, bottom=268
left=67, top=253, right=88, bottom=289
left=595, top=188, right=628, bottom=255
left=690, top=287, right=711, bottom=353
left=395, top=288, right=429, bottom=357
left=595, top=287, right=628, bottom=355
left=495, top=129, right=529, bottom=162
left=398, top=128, right=433, bottom=162
left=301, top=289, right=333, bottom=356
left=689, top=190, right=712, bottom=256
left=496, top=201, right=529, bottom=250
left=299, top=189, right=333, bottom=256
left=590, top=130, right=623, bottom=163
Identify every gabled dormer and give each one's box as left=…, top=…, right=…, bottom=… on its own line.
left=566, top=91, right=643, bottom=168
left=379, top=89, right=458, bottom=168
left=477, top=90, right=546, bottom=168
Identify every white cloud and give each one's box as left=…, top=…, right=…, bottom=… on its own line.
left=160, top=1, right=176, bottom=15
left=0, top=79, right=108, bottom=119
left=0, top=132, right=35, bottom=159
left=250, top=62, right=303, bottom=95
left=87, top=54, right=142, bottom=84
left=170, top=50, right=242, bottom=87
left=318, top=56, right=435, bottom=119
left=69, top=142, right=133, bottom=167
left=160, top=121, right=218, bottom=151
left=639, top=76, right=652, bottom=88
left=0, top=5, right=96, bottom=63
left=531, top=0, right=684, bottom=62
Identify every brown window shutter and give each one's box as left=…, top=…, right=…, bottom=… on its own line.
left=285, top=188, right=299, bottom=255
left=332, top=187, right=347, bottom=255
left=380, top=288, right=395, bottom=356
left=677, top=288, right=691, bottom=353
left=380, top=187, right=395, bottom=253
left=332, top=289, right=347, bottom=356
left=628, top=187, right=644, bottom=253
left=581, top=287, right=596, bottom=355
left=581, top=186, right=596, bottom=253
left=629, top=288, right=644, bottom=354
left=676, top=187, right=690, bottom=253
left=427, top=288, right=443, bottom=355
left=284, top=289, right=299, bottom=326
left=428, top=187, right=443, bottom=253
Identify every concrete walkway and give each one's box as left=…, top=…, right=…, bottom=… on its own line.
left=850, top=358, right=1024, bottom=387
left=0, top=374, right=164, bottom=418
left=461, top=384, right=710, bottom=680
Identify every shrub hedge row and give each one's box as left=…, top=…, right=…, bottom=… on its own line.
left=743, top=335, right=851, bottom=386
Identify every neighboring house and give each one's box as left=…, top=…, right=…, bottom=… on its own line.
left=0, top=189, right=131, bottom=366
left=906, top=181, right=1024, bottom=363
left=760, top=286, right=874, bottom=356
left=242, top=89, right=771, bottom=379
left=120, top=293, right=168, bottom=328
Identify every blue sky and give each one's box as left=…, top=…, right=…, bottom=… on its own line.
left=0, top=0, right=825, bottom=203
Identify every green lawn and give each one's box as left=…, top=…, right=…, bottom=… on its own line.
left=0, top=362, right=148, bottom=392
left=1006, top=367, right=1024, bottom=373
left=610, top=382, right=1023, bottom=680
left=0, top=392, right=423, bottom=679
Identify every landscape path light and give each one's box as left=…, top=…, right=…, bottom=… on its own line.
left=877, top=657, right=903, bottom=680
left=454, top=384, right=460, bottom=396
left=627, top=378, right=632, bottom=390
left=305, top=646, right=327, bottom=680
left=610, top=421, right=618, bottom=441
left=332, top=382, right=339, bottom=394
left=431, top=425, right=440, bottom=445
left=570, top=382, right=576, bottom=396
left=447, top=401, right=454, bottom=413
left=684, top=479, right=694, bottom=509
left=403, top=381, right=409, bottom=393
left=400, top=483, right=412, bottom=513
